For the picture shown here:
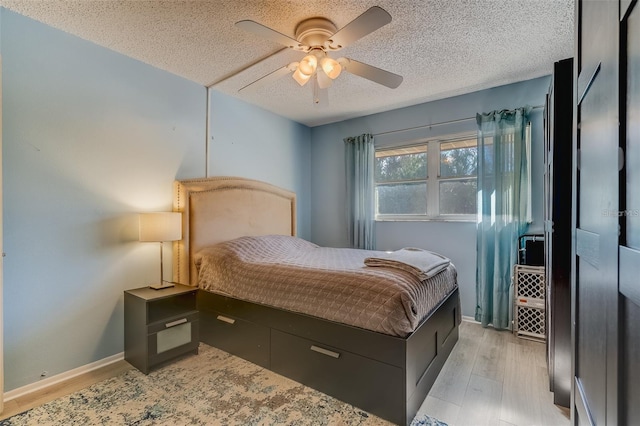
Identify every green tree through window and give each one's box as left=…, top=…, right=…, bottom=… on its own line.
left=375, top=136, right=477, bottom=219
left=375, top=152, right=427, bottom=182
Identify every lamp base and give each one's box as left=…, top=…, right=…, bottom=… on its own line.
left=149, top=282, right=175, bottom=290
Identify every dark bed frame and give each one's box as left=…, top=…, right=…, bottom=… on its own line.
left=173, top=177, right=460, bottom=425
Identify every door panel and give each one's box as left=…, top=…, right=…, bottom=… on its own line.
left=620, top=298, right=640, bottom=424
left=576, top=72, right=619, bottom=426
left=575, top=258, right=606, bottom=424
left=620, top=2, right=640, bottom=424
left=625, top=2, right=640, bottom=250
left=0, top=49, right=3, bottom=416
left=574, top=0, right=620, bottom=424
left=619, top=246, right=640, bottom=304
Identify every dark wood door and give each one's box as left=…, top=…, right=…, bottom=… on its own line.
left=619, top=1, right=640, bottom=424
left=544, top=58, right=573, bottom=408
left=573, top=0, right=619, bottom=424
left=574, top=0, right=640, bottom=423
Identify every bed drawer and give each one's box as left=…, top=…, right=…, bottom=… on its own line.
left=199, top=309, right=270, bottom=368
left=270, top=329, right=404, bottom=425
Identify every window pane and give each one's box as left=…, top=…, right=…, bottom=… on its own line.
left=375, top=150, right=427, bottom=183
left=439, top=179, right=477, bottom=215
left=376, top=183, right=427, bottom=215
left=440, top=140, right=478, bottom=178
left=480, top=137, right=495, bottom=175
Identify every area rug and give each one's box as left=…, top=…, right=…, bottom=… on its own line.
left=1, top=344, right=447, bottom=426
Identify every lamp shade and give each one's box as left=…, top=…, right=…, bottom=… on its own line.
left=292, top=67, right=312, bottom=86
left=320, top=57, right=342, bottom=79
left=139, top=212, right=182, bottom=242
left=298, top=54, right=318, bottom=76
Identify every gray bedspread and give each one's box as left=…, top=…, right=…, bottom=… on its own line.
left=194, top=235, right=458, bottom=337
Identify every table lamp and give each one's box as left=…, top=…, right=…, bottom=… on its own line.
left=139, top=212, right=182, bottom=290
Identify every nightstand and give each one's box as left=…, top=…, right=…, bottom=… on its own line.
left=124, top=284, right=199, bottom=374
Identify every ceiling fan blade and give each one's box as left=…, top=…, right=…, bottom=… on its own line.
left=340, top=58, right=403, bottom=89
left=238, top=65, right=293, bottom=93
left=327, top=6, right=392, bottom=50
left=236, top=20, right=306, bottom=51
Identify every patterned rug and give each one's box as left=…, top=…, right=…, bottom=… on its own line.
left=1, top=344, right=447, bottom=426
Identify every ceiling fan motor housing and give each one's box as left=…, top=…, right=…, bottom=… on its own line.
left=295, top=17, right=338, bottom=49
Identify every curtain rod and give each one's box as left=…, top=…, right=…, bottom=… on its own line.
left=373, top=104, right=544, bottom=137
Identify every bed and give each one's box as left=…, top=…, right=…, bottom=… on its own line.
left=173, top=176, right=460, bottom=426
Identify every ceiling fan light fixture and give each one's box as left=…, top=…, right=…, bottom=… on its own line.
left=320, top=57, right=342, bottom=79
left=298, top=54, right=318, bottom=76
left=237, top=7, right=403, bottom=97
left=292, top=67, right=312, bottom=86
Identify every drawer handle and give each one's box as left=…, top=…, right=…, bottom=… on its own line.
left=310, top=345, right=340, bottom=359
left=216, top=315, right=236, bottom=325
left=165, top=318, right=187, bottom=328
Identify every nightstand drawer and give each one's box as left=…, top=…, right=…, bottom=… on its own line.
left=148, top=318, right=199, bottom=366
left=147, top=311, right=198, bottom=334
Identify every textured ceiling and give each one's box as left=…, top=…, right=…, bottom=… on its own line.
left=0, top=0, right=574, bottom=127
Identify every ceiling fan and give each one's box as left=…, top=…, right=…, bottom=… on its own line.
left=235, top=6, right=403, bottom=104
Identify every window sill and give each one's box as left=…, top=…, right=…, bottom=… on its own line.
left=376, top=216, right=476, bottom=223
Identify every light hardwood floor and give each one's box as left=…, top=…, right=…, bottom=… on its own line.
left=1, top=320, right=570, bottom=425
left=0, top=361, right=133, bottom=421
left=421, top=320, right=570, bottom=426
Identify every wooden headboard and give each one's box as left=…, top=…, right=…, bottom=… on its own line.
left=172, top=176, right=297, bottom=285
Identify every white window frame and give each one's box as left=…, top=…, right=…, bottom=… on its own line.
left=375, top=132, right=478, bottom=222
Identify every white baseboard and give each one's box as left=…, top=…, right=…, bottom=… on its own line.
left=461, top=315, right=480, bottom=324
left=461, top=316, right=514, bottom=331
left=4, top=352, right=124, bottom=402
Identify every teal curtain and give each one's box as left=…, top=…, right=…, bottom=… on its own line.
left=475, top=108, right=531, bottom=329
left=344, top=134, right=375, bottom=249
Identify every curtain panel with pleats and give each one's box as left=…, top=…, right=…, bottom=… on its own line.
left=475, top=107, right=531, bottom=329
left=344, top=133, right=376, bottom=250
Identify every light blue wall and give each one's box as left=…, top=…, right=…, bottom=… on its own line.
left=2, top=9, right=311, bottom=392
left=209, top=91, right=311, bottom=239
left=310, top=77, right=551, bottom=317
left=1, top=9, right=206, bottom=392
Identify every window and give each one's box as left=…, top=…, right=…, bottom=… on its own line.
left=375, top=145, right=428, bottom=215
left=438, top=139, right=478, bottom=215
left=375, top=134, right=477, bottom=221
